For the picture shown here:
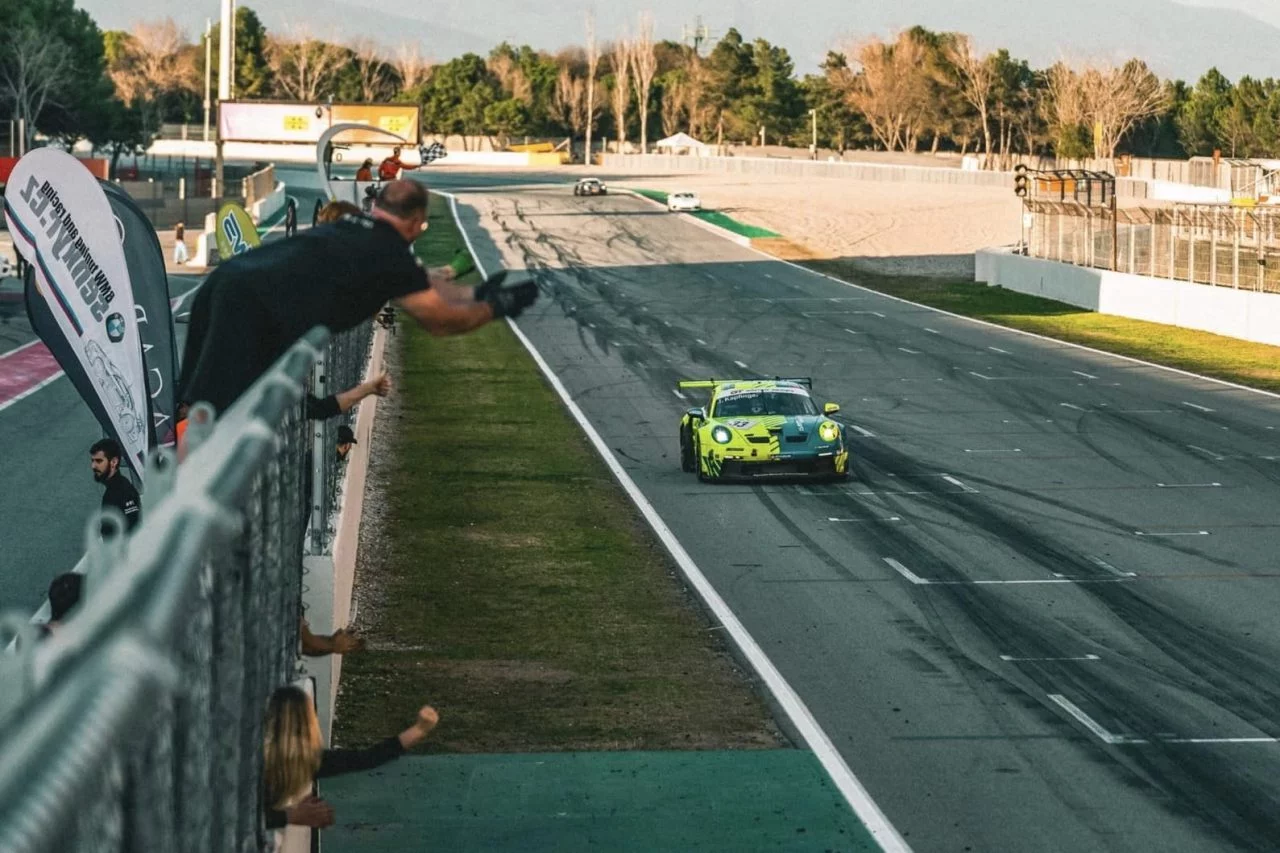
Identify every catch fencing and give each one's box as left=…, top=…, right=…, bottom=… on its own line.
left=0, top=321, right=375, bottom=853
left=1025, top=200, right=1280, bottom=293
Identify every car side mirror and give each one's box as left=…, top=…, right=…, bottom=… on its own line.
left=687, top=407, right=706, bottom=420
left=823, top=403, right=840, bottom=414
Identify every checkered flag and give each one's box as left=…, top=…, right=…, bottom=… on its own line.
left=419, top=142, right=448, bottom=165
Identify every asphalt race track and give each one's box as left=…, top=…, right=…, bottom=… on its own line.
left=431, top=173, right=1280, bottom=852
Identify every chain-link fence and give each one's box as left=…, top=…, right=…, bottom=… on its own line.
left=0, top=327, right=328, bottom=853
left=307, top=321, right=375, bottom=556
left=1025, top=200, right=1280, bottom=293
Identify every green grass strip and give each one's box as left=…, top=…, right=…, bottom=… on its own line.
left=333, top=195, right=779, bottom=753
left=806, top=261, right=1280, bottom=394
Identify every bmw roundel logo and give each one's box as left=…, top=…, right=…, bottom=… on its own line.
left=105, top=312, right=126, bottom=343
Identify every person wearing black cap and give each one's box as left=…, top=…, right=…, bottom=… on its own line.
left=336, top=425, right=357, bottom=460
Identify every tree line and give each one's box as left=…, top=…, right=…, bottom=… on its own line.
left=4, top=0, right=1280, bottom=171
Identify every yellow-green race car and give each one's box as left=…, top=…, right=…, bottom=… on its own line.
left=678, top=378, right=849, bottom=481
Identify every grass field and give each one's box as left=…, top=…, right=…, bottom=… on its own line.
left=333, top=196, right=779, bottom=753
left=806, top=260, right=1280, bottom=393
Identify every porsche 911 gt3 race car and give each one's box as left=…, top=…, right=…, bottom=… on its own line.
left=678, top=378, right=849, bottom=481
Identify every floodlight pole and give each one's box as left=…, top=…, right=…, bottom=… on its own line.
left=809, top=109, right=817, bottom=160
left=215, top=0, right=233, bottom=199
left=203, top=19, right=212, bottom=143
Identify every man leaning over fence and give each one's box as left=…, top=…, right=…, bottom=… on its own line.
left=177, top=180, right=538, bottom=419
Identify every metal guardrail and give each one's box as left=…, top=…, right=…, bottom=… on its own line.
left=0, top=327, right=329, bottom=853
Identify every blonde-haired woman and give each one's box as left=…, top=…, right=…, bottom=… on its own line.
left=263, top=685, right=438, bottom=840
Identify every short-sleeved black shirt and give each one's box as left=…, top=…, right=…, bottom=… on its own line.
left=178, top=215, right=426, bottom=413
left=102, top=472, right=141, bottom=532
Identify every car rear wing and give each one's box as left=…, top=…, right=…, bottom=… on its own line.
left=677, top=377, right=813, bottom=390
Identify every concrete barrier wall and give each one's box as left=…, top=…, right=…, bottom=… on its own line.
left=976, top=248, right=1280, bottom=347
left=600, top=153, right=1150, bottom=198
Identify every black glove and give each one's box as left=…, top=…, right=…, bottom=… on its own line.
left=474, top=271, right=539, bottom=319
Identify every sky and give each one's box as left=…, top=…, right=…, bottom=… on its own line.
left=77, top=0, right=1280, bottom=81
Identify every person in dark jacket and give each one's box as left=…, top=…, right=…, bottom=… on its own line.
left=90, top=438, right=140, bottom=532
left=262, top=685, right=438, bottom=833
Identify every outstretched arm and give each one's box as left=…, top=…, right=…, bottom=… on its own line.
left=394, top=287, right=494, bottom=336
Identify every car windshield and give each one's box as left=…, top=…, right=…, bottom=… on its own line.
left=713, top=391, right=818, bottom=417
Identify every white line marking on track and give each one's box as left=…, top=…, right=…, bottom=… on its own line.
left=844, top=328, right=860, bottom=336
left=829, top=516, right=902, bottom=523
left=924, top=328, right=939, bottom=334
left=1048, top=694, right=1125, bottom=744
left=1060, top=403, right=1086, bottom=411
left=0, top=371, right=65, bottom=413
left=884, top=557, right=928, bottom=586
left=446, top=192, right=913, bottom=853
left=1186, top=444, right=1226, bottom=461
left=0, top=338, right=45, bottom=360
left=898, top=347, right=920, bottom=354
left=1072, top=370, right=1098, bottom=380
left=1002, top=655, right=1100, bottom=662
left=852, top=310, right=887, bottom=318
left=1088, top=557, right=1137, bottom=578
left=969, top=371, right=996, bottom=380
left=696, top=338, right=708, bottom=345
left=988, top=346, right=1010, bottom=354
left=1155, top=482, right=1221, bottom=488
left=1182, top=401, right=1215, bottom=413
left=848, top=424, right=876, bottom=437
left=941, top=474, right=977, bottom=493
left=734, top=360, right=749, bottom=369
left=1134, top=530, right=1210, bottom=537
left=673, top=389, right=687, bottom=401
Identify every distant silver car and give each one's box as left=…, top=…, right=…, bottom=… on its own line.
left=574, top=177, right=608, bottom=196
left=668, top=191, right=702, bottom=212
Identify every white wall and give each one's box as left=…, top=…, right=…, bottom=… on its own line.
left=147, top=138, right=549, bottom=168
left=976, top=248, right=1280, bottom=347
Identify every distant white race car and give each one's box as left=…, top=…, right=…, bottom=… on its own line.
left=668, top=191, right=702, bottom=212
left=574, top=177, right=608, bottom=196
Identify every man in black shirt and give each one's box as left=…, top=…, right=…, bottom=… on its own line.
left=90, top=438, right=141, bottom=533
left=178, top=180, right=537, bottom=415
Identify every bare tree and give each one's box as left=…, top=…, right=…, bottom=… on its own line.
left=350, top=37, right=389, bottom=101
left=267, top=26, right=346, bottom=101
left=489, top=52, right=532, bottom=104
left=660, top=76, right=686, bottom=137
left=0, top=25, right=70, bottom=149
left=631, top=13, right=657, bottom=153
left=393, top=42, right=433, bottom=91
left=106, top=20, right=194, bottom=137
left=583, top=11, right=601, bottom=164
left=609, top=41, right=631, bottom=150
left=839, top=35, right=927, bottom=152
left=945, top=35, right=996, bottom=167
left=554, top=68, right=587, bottom=139
left=1080, top=60, right=1167, bottom=159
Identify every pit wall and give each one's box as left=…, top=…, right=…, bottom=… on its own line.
left=975, top=247, right=1280, bottom=347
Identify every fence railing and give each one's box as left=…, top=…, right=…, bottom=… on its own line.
left=307, top=321, right=375, bottom=556
left=1025, top=200, right=1280, bottom=293
left=0, top=327, right=329, bottom=853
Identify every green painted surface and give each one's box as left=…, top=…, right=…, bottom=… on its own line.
left=321, top=750, right=880, bottom=852
left=628, top=188, right=782, bottom=239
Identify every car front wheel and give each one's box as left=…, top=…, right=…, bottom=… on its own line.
left=680, top=427, right=695, bottom=472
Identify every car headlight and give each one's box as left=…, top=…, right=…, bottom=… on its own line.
left=711, top=426, right=732, bottom=445
left=818, top=421, right=840, bottom=443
